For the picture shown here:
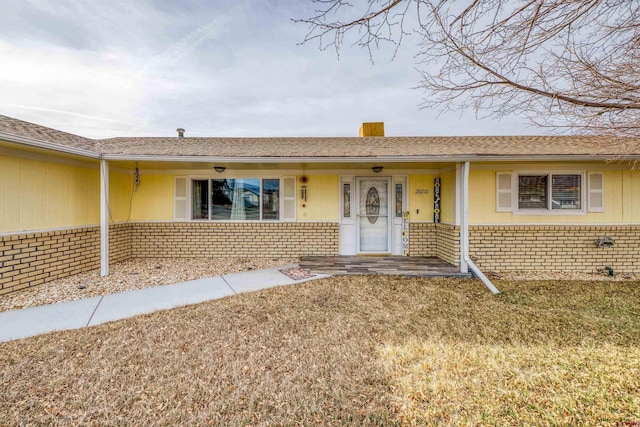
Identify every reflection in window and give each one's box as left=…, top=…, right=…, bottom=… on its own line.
left=193, top=178, right=280, bottom=221
left=211, top=179, right=260, bottom=220
left=192, top=180, right=209, bottom=219
left=262, top=179, right=280, bottom=220
left=343, top=184, right=351, bottom=218
left=552, top=175, right=581, bottom=210
left=395, top=183, right=403, bottom=217
left=518, top=175, right=548, bottom=209
left=518, top=174, right=582, bottom=210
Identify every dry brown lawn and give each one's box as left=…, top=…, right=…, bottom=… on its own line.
left=1, top=276, right=639, bottom=426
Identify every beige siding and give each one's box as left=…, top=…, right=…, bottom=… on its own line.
left=0, top=155, right=99, bottom=233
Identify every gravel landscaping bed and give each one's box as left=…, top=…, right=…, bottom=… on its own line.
left=0, top=257, right=298, bottom=313
left=1, top=258, right=637, bottom=313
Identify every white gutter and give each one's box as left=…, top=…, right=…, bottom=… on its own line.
left=0, top=131, right=100, bottom=159
left=460, top=161, right=501, bottom=295
left=100, top=154, right=640, bottom=163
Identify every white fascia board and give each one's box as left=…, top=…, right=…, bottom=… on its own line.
left=0, top=131, right=100, bottom=159
left=100, top=154, right=640, bottom=163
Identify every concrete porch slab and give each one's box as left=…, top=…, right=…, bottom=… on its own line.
left=300, top=256, right=470, bottom=277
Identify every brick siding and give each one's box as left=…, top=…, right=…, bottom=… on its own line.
left=0, top=227, right=100, bottom=296
left=4, top=221, right=639, bottom=295
left=110, top=223, right=132, bottom=263
left=129, top=222, right=339, bottom=258
left=435, top=223, right=461, bottom=267
left=469, top=225, right=640, bottom=273
left=408, top=222, right=436, bottom=257
left=0, top=224, right=134, bottom=296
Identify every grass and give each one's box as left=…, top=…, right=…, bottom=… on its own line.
left=1, top=276, right=639, bottom=426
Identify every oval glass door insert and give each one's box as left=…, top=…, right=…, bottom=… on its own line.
left=366, top=187, right=380, bottom=223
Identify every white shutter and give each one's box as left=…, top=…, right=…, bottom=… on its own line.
left=174, top=177, right=188, bottom=220
left=496, top=172, right=513, bottom=212
left=282, top=176, right=296, bottom=221
left=587, top=172, right=604, bottom=212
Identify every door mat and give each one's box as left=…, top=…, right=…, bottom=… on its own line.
left=279, top=267, right=316, bottom=281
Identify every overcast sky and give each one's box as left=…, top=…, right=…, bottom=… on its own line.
left=0, top=0, right=534, bottom=139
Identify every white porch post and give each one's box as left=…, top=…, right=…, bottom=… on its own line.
left=100, top=159, right=109, bottom=276
left=454, top=163, right=461, bottom=226
left=459, top=161, right=469, bottom=274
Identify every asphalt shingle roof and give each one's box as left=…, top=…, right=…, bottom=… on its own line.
left=0, top=114, right=98, bottom=153
left=97, top=135, right=640, bottom=158
left=1, top=114, right=639, bottom=159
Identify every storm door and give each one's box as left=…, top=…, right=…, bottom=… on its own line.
left=356, top=177, right=391, bottom=253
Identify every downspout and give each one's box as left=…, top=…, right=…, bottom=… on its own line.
left=100, top=159, right=109, bottom=277
left=460, top=161, right=501, bottom=295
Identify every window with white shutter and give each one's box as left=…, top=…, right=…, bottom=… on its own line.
left=498, top=170, right=598, bottom=215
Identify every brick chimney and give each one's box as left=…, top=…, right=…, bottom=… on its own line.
left=359, top=122, right=384, bottom=137
left=176, top=128, right=185, bottom=138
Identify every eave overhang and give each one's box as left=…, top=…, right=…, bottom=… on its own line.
left=0, top=131, right=101, bottom=159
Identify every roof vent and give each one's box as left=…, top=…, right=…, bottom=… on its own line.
left=176, top=128, right=185, bottom=138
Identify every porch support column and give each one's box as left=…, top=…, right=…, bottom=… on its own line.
left=100, top=159, right=109, bottom=276
left=454, top=163, right=461, bottom=226
left=459, top=161, right=469, bottom=274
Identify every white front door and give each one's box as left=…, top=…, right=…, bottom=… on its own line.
left=356, top=177, right=391, bottom=253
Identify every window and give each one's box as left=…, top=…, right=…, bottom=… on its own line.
left=191, top=178, right=280, bottom=221
left=395, top=183, right=403, bottom=217
left=343, top=183, right=351, bottom=218
left=192, top=179, right=209, bottom=219
left=497, top=171, right=602, bottom=214
left=518, top=175, right=548, bottom=209
left=262, top=179, right=280, bottom=220
left=518, top=173, right=581, bottom=211
left=551, top=174, right=581, bottom=210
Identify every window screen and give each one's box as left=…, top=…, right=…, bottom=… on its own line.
left=551, top=174, right=581, bottom=210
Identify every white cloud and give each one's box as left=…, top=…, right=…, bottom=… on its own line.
left=0, top=0, right=533, bottom=138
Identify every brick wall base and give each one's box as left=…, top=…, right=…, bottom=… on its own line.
left=0, top=224, right=135, bottom=296
left=435, top=223, right=460, bottom=267
left=1, top=222, right=339, bottom=295
left=469, top=225, right=640, bottom=273
left=408, top=223, right=436, bottom=257
left=4, top=222, right=639, bottom=295
left=1, top=227, right=100, bottom=296
left=129, top=222, right=339, bottom=258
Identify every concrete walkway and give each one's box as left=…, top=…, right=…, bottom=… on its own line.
left=0, top=265, right=330, bottom=343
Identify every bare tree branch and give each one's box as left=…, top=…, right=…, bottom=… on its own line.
left=295, top=0, right=640, bottom=137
